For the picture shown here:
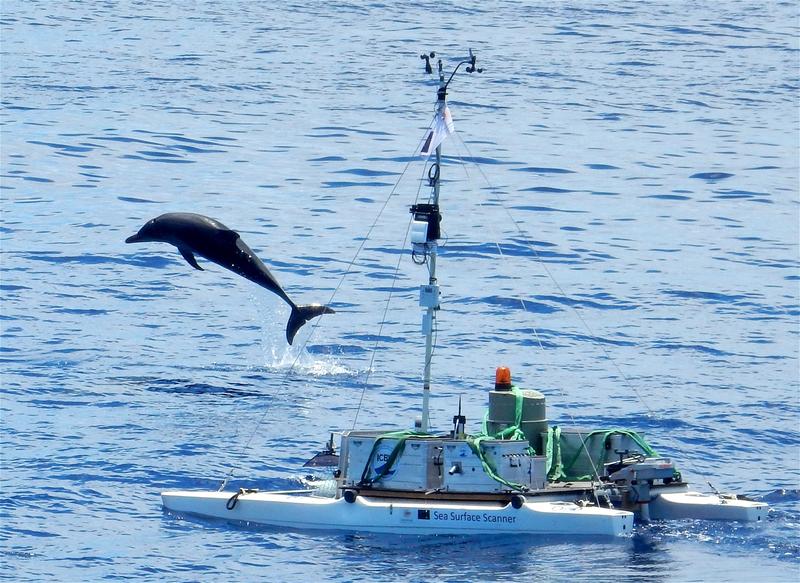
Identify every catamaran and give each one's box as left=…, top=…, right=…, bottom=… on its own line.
left=160, top=51, right=768, bottom=536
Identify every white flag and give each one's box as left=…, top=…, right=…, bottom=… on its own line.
left=420, top=106, right=455, bottom=158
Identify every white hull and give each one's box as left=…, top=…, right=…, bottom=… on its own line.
left=649, top=491, right=767, bottom=522
left=161, top=490, right=634, bottom=537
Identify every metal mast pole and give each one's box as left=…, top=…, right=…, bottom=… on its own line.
left=420, top=63, right=446, bottom=433
left=416, top=50, right=480, bottom=433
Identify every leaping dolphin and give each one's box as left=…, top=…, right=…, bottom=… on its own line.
left=125, top=212, right=334, bottom=344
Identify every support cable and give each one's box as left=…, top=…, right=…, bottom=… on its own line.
left=218, top=139, right=427, bottom=489
left=449, top=129, right=709, bottom=488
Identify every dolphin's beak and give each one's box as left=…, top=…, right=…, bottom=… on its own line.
left=125, top=233, right=142, bottom=244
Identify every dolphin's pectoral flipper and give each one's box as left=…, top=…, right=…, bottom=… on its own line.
left=178, top=246, right=204, bottom=270
left=286, top=304, right=336, bottom=345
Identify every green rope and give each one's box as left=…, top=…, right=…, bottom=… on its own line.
left=358, top=407, right=674, bottom=491
left=481, top=385, right=524, bottom=438
left=359, top=387, right=533, bottom=492
left=562, top=428, right=658, bottom=481
left=358, top=430, right=432, bottom=487
left=465, top=435, right=528, bottom=491
left=468, top=386, right=531, bottom=491
left=545, top=425, right=564, bottom=481
left=546, top=427, right=665, bottom=482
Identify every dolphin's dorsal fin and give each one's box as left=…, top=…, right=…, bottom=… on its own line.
left=178, top=246, right=203, bottom=270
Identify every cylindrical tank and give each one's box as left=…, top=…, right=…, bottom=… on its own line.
left=486, top=388, right=547, bottom=454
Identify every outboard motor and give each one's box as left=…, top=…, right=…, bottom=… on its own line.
left=606, top=451, right=677, bottom=522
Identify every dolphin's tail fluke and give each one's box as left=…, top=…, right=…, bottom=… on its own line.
left=286, top=304, right=335, bottom=345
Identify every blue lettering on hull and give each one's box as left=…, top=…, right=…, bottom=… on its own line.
left=426, top=510, right=517, bottom=524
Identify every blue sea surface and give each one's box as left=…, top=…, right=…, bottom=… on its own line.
left=1, top=1, right=799, bottom=581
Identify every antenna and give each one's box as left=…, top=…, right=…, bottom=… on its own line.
left=452, top=395, right=466, bottom=438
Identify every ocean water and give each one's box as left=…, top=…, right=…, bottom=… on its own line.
left=1, top=1, right=798, bottom=581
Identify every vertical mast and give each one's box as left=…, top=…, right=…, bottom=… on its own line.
left=419, top=62, right=446, bottom=433
left=415, top=50, right=481, bottom=433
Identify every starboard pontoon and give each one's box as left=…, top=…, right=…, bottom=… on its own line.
left=160, top=51, right=768, bottom=536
